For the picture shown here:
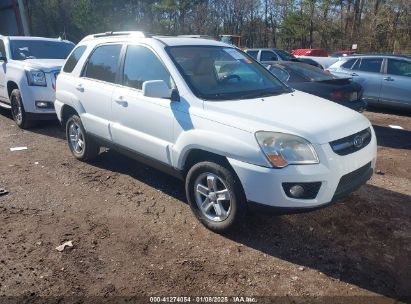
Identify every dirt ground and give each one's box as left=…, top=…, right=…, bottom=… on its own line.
left=0, top=107, right=410, bottom=303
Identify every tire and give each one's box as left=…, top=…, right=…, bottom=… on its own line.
left=66, top=114, right=100, bottom=161
left=185, top=161, right=247, bottom=232
left=10, top=89, right=35, bottom=129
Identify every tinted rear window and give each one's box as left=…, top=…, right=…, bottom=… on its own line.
left=84, top=44, right=122, bottom=83
left=284, top=63, right=335, bottom=81
left=63, top=46, right=87, bottom=73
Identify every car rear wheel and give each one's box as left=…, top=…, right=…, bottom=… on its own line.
left=10, top=89, right=35, bottom=129
left=66, top=114, right=100, bottom=161
left=185, top=161, right=247, bottom=232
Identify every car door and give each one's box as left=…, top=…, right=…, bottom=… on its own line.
left=350, top=57, right=384, bottom=104
left=110, top=44, right=176, bottom=165
left=78, top=44, right=122, bottom=140
left=379, top=58, right=411, bottom=108
left=0, top=39, right=7, bottom=101
left=259, top=50, right=279, bottom=65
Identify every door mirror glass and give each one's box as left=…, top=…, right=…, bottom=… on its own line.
left=143, top=80, right=172, bottom=99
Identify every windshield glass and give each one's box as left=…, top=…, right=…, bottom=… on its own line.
left=167, top=46, right=291, bottom=100
left=10, top=40, right=74, bottom=60
left=284, top=63, right=336, bottom=81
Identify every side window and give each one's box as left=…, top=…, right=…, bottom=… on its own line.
left=341, top=59, right=357, bottom=70
left=122, top=45, right=171, bottom=90
left=356, top=58, right=383, bottom=73
left=260, top=51, right=278, bottom=61
left=387, top=59, right=411, bottom=77
left=246, top=50, right=258, bottom=60
left=269, top=66, right=290, bottom=82
left=0, top=40, right=6, bottom=57
left=84, top=44, right=122, bottom=83
left=63, top=46, right=87, bottom=73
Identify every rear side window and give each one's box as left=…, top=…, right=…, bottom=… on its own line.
left=246, top=50, right=258, bottom=59
left=260, top=51, right=278, bottom=61
left=387, top=59, right=411, bottom=77
left=63, top=46, right=86, bottom=73
left=269, top=66, right=290, bottom=82
left=341, top=58, right=357, bottom=69
left=122, top=45, right=171, bottom=90
left=84, top=44, right=122, bottom=83
left=354, top=58, right=383, bottom=73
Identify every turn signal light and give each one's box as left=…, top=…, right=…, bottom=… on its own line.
left=267, top=153, right=288, bottom=168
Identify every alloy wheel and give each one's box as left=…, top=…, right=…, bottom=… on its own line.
left=194, top=172, right=232, bottom=222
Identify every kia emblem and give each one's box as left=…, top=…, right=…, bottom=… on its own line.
left=353, top=135, right=364, bottom=148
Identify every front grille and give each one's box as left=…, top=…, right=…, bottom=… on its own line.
left=333, top=162, right=372, bottom=200
left=330, top=127, right=371, bottom=156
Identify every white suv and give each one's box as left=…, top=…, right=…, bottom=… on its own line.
left=55, top=32, right=377, bottom=232
left=0, top=35, right=74, bottom=128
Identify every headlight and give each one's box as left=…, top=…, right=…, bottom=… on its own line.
left=25, top=69, right=47, bottom=86
left=255, top=131, right=319, bottom=168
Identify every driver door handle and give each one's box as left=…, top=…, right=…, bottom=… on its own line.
left=114, top=96, right=128, bottom=107
left=383, top=76, right=394, bottom=81
left=351, top=73, right=358, bottom=77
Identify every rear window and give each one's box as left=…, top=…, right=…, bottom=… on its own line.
left=284, top=63, right=335, bottom=82
left=63, top=46, right=87, bottom=73
left=83, top=44, right=122, bottom=83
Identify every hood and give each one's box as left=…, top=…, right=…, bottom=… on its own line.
left=22, top=59, right=65, bottom=72
left=203, top=91, right=371, bottom=144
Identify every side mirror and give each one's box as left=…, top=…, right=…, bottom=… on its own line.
left=0, top=51, right=7, bottom=62
left=142, top=80, right=179, bottom=102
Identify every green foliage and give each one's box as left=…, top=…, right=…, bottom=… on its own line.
left=26, top=0, right=411, bottom=53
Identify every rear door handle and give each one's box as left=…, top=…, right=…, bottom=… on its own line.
left=114, top=96, right=128, bottom=107
left=75, top=84, right=84, bottom=92
left=351, top=73, right=358, bottom=76
left=383, top=76, right=394, bottom=81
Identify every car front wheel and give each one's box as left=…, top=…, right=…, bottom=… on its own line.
left=66, top=114, right=100, bottom=161
left=185, top=161, right=247, bottom=232
left=10, top=89, right=34, bottom=129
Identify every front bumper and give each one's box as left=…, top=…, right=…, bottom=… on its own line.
left=228, top=128, right=377, bottom=210
left=19, top=72, right=58, bottom=118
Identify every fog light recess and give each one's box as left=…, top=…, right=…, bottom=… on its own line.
left=282, top=182, right=322, bottom=200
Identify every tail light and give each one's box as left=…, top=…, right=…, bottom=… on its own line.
left=330, top=91, right=345, bottom=100
left=54, top=73, right=59, bottom=92
left=330, top=91, right=359, bottom=102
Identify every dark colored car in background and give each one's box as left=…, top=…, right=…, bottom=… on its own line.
left=245, top=48, right=323, bottom=69
left=267, top=62, right=366, bottom=112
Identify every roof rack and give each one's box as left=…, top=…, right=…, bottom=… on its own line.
left=93, top=31, right=148, bottom=38
left=80, top=31, right=150, bottom=43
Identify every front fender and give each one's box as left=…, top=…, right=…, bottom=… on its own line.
left=172, top=129, right=270, bottom=170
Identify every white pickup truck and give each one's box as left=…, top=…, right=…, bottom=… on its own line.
left=0, top=35, right=74, bottom=128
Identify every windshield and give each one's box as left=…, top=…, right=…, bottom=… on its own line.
left=167, top=46, right=291, bottom=100
left=275, top=49, right=296, bottom=61
left=10, top=40, right=74, bottom=60
left=284, top=63, right=336, bottom=81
